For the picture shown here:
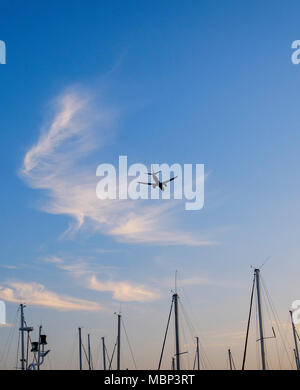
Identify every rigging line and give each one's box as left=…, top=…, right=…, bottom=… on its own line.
left=261, top=277, right=293, bottom=367
left=285, top=312, right=297, bottom=367
left=260, top=281, right=281, bottom=370
left=66, top=331, right=77, bottom=369
left=178, top=300, right=194, bottom=370
left=260, top=276, right=293, bottom=368
left=89, top=337, right=94, bottom=371
left=259, top=284, right=274, bottom=369
left=255, top=291, right=259, bottom=370
left=25, top=330, right=38, bottom=366
left=23, top=319, right=30, bottom=369
left=178, top=287, right=198, bottom=339
left=259, top=256, right=272, bottom=270
left=46, top=353, right=53, bottom=370
left=158, top=296, right=174, bottom=370
left=104, top=343, right=112, bottom=369
left=0, top=307, right=19, bottom=367
left=15, top=324, right=20, bottom=370
left=179, top=307, right=190, bottom=370
left=183, top=303, right=212, bottom=370
left=242, top=273, right=255, bottom=370
left=4, top=319, right=18, bottom=369
left=178, top=298, right=213, bottom=370
left=25, top=328, right=30, bottom=370
left=255, top=275, right=263, bottom=368
left=193, top=348, right=197, bottom=370
left=108, top=339, right=118, bottom=370
left=90, top=349, right=94, bottom=371
left=23, top=319, right=34, bottom=370
left=121, top=318, right=137, bottom=370
left=178, top=285, right=211, bottom=370
left=196, top=337, right=210, bottom=370
left=232, top=354, right=236, bottom=370
left=178, top=300, right=194, bottom=340
left=81, top=342, right=89, bottom=369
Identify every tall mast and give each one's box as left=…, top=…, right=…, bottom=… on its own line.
left=242, top=274, right=255, bottom=370
left=196, top=337, right=200, bottom=370
left=37, top=325, right=42, bottom=370
left=294, top=349, right=299, bottom=369
left=88, top=334, right=92, bottom=370
left=228, top=349, right=233, bottom=370
left=173, top=292, right=180, bottom=370
left=158, top=295, right=174, bottom=370
left=290, top=310, right=300, bottom=370
left=172, top=357, right=175, bottom=370
left=19, top=304, right=25, bottom=370
left=254, top=268, right=266, bottom=370
left=78, top=327, right=82, bottom=370
left=102, top=337, right=106, bottom=370
left=117, top=314, right=121, bottom=370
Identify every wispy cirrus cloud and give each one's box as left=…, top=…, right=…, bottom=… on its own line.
left=88, top=275, right=159, bottom=302
left=20, top=87, right=212, bottom=246
left=44, top=256, right=160, bottom=303
left=0, top=281, right=102, bottom=312
left=42, top=256, right=63, bottom=264
left=178, top=276, right=228, bottom=287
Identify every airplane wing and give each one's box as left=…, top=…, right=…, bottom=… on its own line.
left=138, top=182, right=152, bottom=185
left=147, top=170, right=161, bottom=175
left=162, top=176, right=177, bottom=185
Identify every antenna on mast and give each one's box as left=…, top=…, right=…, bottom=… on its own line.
left=259, top=256, right=271, bottom=270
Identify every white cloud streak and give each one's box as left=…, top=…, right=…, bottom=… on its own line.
left=88, top=275, right=159, bottom=302
left=0, top=281, right=102, bottom=312
left=21, top=87, right=211, bottom=246
left=46, top=256, right=160, bottom=303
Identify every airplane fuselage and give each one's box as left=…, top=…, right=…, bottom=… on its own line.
left=152, top=174, right=164, bottom=191
left=138, top=171, right=177, bottom=192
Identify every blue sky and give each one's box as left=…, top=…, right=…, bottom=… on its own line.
left=1, top=0, right=300, bottom=369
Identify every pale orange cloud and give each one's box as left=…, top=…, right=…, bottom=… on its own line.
left=88, top=275, right=159, bottom=302
left=0, top=281, right=102, bottom=312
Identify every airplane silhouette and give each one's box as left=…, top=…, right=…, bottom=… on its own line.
left=138, top=171, right=177, bottom=191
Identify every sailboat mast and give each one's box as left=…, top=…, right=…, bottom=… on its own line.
left=173, top=292, right=180, bottom=370
left=37, top=325, right=42, bottom=370
left=290, top=310, right=300, bottom=370
left=88, top=333, right=92, bottom=370
left=254, top=268, right=266, bottom=370
left=78, top=327, right=82, bottom=370
left=20, top=304, right=25, bottom=370
left=196, top=337, right=200, bottom=370
left=228, top=349, right=233, bottom=370
left=102, top=336, right=106, bottom=370
left=117, top=314, right=121, bottom=370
